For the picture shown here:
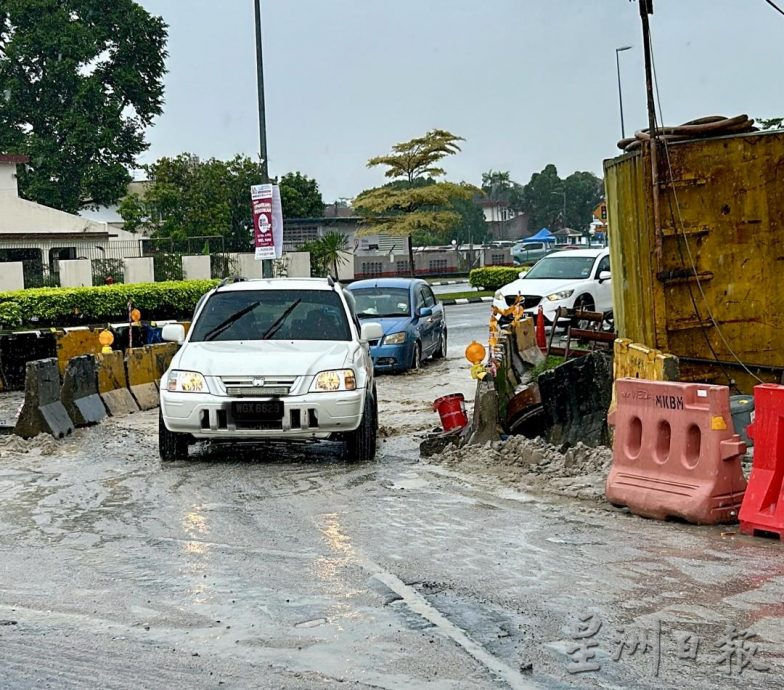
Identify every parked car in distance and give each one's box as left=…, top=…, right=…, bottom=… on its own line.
left=158, top=277, right=383, bottom=462
left=511, top=240, right=555, bottom=265
left=492, top=247, right=612, bottom=325
left=346, top=278, right=447, bottom=373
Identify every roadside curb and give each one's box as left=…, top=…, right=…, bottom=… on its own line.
left=429, top=279, right=466, bottom=286
left=441, top=296, right=494, bottom=306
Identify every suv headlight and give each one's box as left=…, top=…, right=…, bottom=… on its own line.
left=310, top=369, right=357, bottom=392
left=546, top=289, right=574, bottom=302
left=494, top=290, right=504, bottom=301
left=383, top=331, right=406, bottom=345
left=167, top=370, right=208, bottom=393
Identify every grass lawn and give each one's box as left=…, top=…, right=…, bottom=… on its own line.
left=438, top=289, right=494, bottom=300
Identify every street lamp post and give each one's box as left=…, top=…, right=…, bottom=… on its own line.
left=615, top=45, right=632, bottom=139
left=254, top=0, right=272, bottom=277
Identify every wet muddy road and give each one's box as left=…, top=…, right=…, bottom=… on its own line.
left=1, top=304, right=782, bottom=689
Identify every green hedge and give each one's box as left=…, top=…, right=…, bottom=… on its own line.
left=468, top=266, right=524, bottom=291
left=0, top=280, right=219, bottom=329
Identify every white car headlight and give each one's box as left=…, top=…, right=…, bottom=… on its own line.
left=167, top=370, right=207, bottom=393
left=310, top=369, right=357, bottom=392
left=546, top=289, right=574, bottom=302
left=383, top=331, right=407, bottom=345
left=494, top=290, right=504, bottom=301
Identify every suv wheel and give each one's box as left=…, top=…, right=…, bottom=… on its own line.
left=433, top=330, right=447, bottom=359
left=345, top=392, right=377, bottom=462
left=159, top=411, right=189, bottom=462
left=572, top=295, right=595, bottom=329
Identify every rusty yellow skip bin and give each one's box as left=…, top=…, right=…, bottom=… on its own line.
left=604, top=130, right=784, bottom=394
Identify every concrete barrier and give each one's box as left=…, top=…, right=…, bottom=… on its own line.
left=59, top=259, right=92, bottom=287
left=0, top=332, right=58, bottom=391
left=0, top=261, right=24, bottom=291
left=56, top=329, right=103, bottom=375
left=95, top=350, right=139, bottom=416
left=60, top=355, right=106, bottom=426
left=14, top=358, right=74, bottom=439
left=125, top=346, right=159, bottom=410
left=610, top=339, right=679, bottom=417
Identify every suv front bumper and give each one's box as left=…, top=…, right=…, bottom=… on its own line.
left=161, top=389, right=365, bottom=439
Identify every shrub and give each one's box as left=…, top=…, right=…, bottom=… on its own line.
left=0, top=280, right=219, bottom=328
left=468, top=266, right=523, bottom=291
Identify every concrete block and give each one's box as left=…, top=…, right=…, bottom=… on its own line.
left=336, top=251, right=354, bottom=281
left=95, top=350, right=139, bottom=416
left=56, top=330, right=102, bottom=375
left=234, top=253, right=262, bottom=279
left=60, top=354, right=106, bottom=426
left=0, top=261, right=24, bottom=291
left=182, top=255, right=212, bottom=280
left=285, top=251, right=311, bottom=278
left=467, top=379, right=500, bottom=445
left=14, top=358, right=74, bottom=439
left=59, top=259, right=92, bottom=287
left=123, top=257, right=154, bottom=284
left=149, top=342, right=178, bottom=381
left=125, top=346, right=159, bottom=410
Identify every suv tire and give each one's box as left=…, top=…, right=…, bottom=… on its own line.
left=159, top=410, right=189, bottom=462
left=345, top=392, right=377, bottom=462
left=411, top=342, right=422, bottom=370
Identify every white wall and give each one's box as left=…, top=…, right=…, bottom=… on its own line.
left=285, top=251, right=311, bottom=278
left=0, top=261, right=24, bottom=291
left=59, top=259, right=92, bottom=287
left=181, top=255, right=211, bottom=280
left=233, top=253, right=263, bottom=279
left=123, top=257, right=154, bottom=284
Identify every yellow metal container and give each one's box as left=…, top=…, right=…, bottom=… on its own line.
left=604, top=130, right=784, bottom=393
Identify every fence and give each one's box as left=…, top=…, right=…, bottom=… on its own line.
left=0, top=236, right=235, bottom=288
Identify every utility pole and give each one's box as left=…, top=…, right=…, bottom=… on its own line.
left=254, top=0, right=272, bottom=277
left=637, top=0, right=662, bottom=264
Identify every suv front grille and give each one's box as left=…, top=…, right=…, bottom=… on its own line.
left=221, top=376, right=296, bottom=397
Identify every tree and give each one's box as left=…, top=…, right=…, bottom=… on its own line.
left=758, top=117, right=784, bottom=131
left=0, top=0, right=168, bottom=213
left=278, top=171, right=324, bottom=218
left=298, top=231, right=349, bottom=278
left=354, top=129, right=478, bottom=275
left=119, top=154, right=323, bottom=249
left=519, top=165, right=603, bottom=233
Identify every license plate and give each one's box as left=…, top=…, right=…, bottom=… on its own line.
left=231, top=400, right=284, bottom=421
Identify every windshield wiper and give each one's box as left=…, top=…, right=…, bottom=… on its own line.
left=202, top=300, right=261, bottom=341
left=261, top=299, right=302, bottom=340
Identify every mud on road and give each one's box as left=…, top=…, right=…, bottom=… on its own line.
left=0, top=343, right=782, bottom=689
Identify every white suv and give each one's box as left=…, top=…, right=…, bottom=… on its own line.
left=158, top=278, right=383, bottom=462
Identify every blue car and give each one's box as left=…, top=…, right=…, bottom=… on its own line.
left=346, top=278, right=447, bottom=372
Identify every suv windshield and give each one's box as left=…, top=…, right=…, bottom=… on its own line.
left=524, top=255, right=596, bottom=280
left=351, top=287, right=411, bottom=318
left=189, top=289, right=351, bottom=342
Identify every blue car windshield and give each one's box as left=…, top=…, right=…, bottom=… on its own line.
left=524, top=255, right=596, bottom=280
left=351, top=287, right=411, bottom=318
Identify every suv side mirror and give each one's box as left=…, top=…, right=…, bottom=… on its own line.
left=518, top=270, right=528, bottom=279
left=598, top=270, right=611, bottom=282
left=162, top=323, right=185, bottom=344
left=360, top=322, right=383, bottom=341
left=417, top=306, right=433, bottom=318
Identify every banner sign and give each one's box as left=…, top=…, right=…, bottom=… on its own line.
left=271, top=184, right=283, bottom=259
left=251, top=183, right=275, bottom=260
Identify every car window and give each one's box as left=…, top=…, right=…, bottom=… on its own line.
left=595, top=255, right=610, bottom=276
left=350, top=287, right=410, bottom=318
left=189, top=289, right=351, bottom=342
left=524, top=255, right=596, bottom=280
left=415, top=287, right=427, bottom=310
left=422, top=285, right=437, bottom=308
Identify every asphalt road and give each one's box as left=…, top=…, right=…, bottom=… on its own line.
left=0, top=303, right=781, bottom=689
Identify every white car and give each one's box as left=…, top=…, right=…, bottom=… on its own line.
left=158, top=277, right=383, bottom=462
left=492, top=248, right=612, bottom=325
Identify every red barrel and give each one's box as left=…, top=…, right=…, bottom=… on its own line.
left=433, top=393, right=468, bottom=431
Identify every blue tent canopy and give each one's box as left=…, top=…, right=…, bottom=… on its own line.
left=523, top=228, right=556, bottom=243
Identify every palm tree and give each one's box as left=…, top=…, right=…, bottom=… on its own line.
left=318, top=231, right=349, bottom=280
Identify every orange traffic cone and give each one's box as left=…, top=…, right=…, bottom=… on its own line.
left=536, top=306, right=546, bottom=350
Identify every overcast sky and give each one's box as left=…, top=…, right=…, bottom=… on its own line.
left=135, top=0, right=784, bottom=202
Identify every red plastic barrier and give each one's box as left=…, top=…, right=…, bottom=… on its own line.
left=433, top=393, right=468, bottom=432
left=739, top=383, right=784, bottom=539
left=536, top=306, right=546, bottom=350
left=606, top=378, right=747, bottom=524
